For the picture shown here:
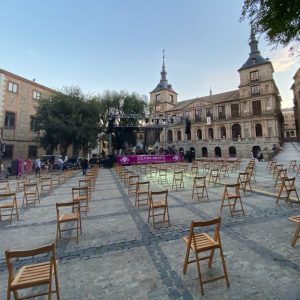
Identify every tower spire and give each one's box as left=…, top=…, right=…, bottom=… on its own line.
left=249, top=25, right=259, bottom=54
left=161, top=48, right=167, bottom=82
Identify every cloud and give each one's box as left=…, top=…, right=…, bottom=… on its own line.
left=266, top=48, right=299, bottom=73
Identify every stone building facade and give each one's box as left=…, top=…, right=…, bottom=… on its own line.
left=281, top=107, right=296, bottom=141
left=148, top=29, right=283, bottom=159
left=0, top=69, right=56, bottom=161
left=291, top=67, right=300, bottom=142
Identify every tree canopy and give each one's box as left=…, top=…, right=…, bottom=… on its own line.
left=241, top=0, right=300, bottom=49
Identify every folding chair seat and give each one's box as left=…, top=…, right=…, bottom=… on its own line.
left=183, top=217, right=229, bottom=295
left=0, top=180, right=11, bottom=193
left=220, top=183, right=245, bottom=217
left=192, top=176, right=209, bottom=200
left=238, top=172, right=252, bottom=194
left=0, top=193, right=19, bottom=224
left=5, top=243, right=60, bottom=300
left=22, top=183, right=40, bottom=207
left=276, top=177, right=300, bottom=206
left=135, top=181, right=150, bottom=207
left=147, top=190, right=170, bottom=228
left=208, top=169, right=221, bottom=186
left=79, top=179, right=92, bottom=201
left=288, top=215, right=300, bottom=247
left=40, top=176, right=53, bottom=195
left=128, top=175, right=140, bottom=196
left=72, top=186, right=89, bottom=214
left=56, top=201, right=82, bottom=244
left=289, top=160, right=297, bottom=172
left=172, top=171, right=184, bottom=190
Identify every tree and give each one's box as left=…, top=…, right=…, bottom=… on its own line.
left=35, top=86, right=102, bottom=156
left=241, top=0, right=300, bottom=50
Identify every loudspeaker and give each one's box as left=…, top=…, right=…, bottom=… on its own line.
left=185, top=119, right=191, bottom=134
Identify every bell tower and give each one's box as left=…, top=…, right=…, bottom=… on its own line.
left=150, top=50, right=177, bottom=114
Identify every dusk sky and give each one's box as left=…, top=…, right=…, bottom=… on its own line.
left=1, top=0, right=299, bottom=108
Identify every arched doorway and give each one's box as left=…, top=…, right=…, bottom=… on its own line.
left=255, top=123, right=263, bottom=137
left=197, top=129, right=202, bottom=140
left=179, top=147, right=184, bottom=155
left=177, top=130, right=182, bottom=141
left=229, top=146, right=236, bottom=157
left=215, top=146, right=222, bottom=157
left=232, top=123, right=241, bottom=139
left=202, top=147, right=208, bottom=157
left=190, top=147, right=196, bottom=161
left=208, top=128, right=214, bottom=139
left=167, top=130, right=173, bottom=142
left=220, top=126, right=226, bottom=138
left=252, top=145, right=261, bottom=159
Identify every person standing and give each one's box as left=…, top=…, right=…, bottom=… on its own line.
left=34, top=157, right=41, bottom=177
left=57, top=157, right=64, bottom=171
left=81, top=158, right=88, bottom=175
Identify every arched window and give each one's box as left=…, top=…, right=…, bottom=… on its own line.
left=220, top=126, right=226, bottom=138
left=197, top=129, right=202, bottom=140
left=229, top=146, right=236, bottom=157
left=177, top=130, right=182, bottom=141
left=208, top=128, right=214, bottom=139
left=187, top=131, right=191, bottom=140
left=232, top=124, right=241, bottom=139
left=202, top=147, right=208, bottom=157
left=215, top=147, right=222, bottom=157
left=255, top=123, right=263, bottom=137
left=167, top=130, right=173, bottom=142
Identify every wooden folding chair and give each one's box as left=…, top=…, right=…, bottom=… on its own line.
left=0, top=193, right=19, bottom=224
left=79, top=179, right=92, bottom=201
left=190, top=165, right=199, bottom=179
left=183, top=217, right=229, bottom=295
left=237, top=172, right=252, bottom=194
left=40, top=176, right=53, bottom=195
left=128, top=175, right=140, bottom=196
left=192, top=176, right=209, bottom=200
left=72, top=186, right=89, bottom=214
left=5, top=243, right=60, bottom=300
left=288, top=216, right=300, bottom=247
left=22, top=183, right=40, bottom=207
left=172, top=171, right=184, bottom=190
left=0, top=180, right=11, bottom=193
left=202, top=162, right=210, bottom=174
left=289, top=160, right=297, bottom=172
left=219, top=163, right=230, bottom=178
left=158, top=168, right=168, bottom=184
left=274, top=168, right=288, bottom=188
left=135, top=181, right=150, bottom=207
left=208, top=169, right=221, bottom=186
left=16, top=176, right=27, bottom=192
left=56, top=201, right=82, bottom=244
left=220, top=183, right=245, bottom=217
left=276, top=177, right=300, bottom=206
left=85, top=173, right=96, bottom=191
left=147, top=190, right=170, bottom=228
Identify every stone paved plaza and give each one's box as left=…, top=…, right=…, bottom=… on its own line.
left=1, top=142, right=300, bottom=299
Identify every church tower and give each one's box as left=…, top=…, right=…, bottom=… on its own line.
left=150, top=50, right=177, bottom=114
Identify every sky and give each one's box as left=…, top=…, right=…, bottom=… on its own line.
left=0, top=0, right=299, bottom=108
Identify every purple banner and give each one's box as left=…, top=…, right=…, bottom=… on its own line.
left=116, top=154, right=184, bottom=165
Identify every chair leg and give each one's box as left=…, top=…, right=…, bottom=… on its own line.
left=195, top=252, right=204, bottom=295
left=183, top=245, right=191, bottom=274
left=219, top=247, right=230, bottom=287
left=220, top=196, right=225, bottom=212
left=166, top=206, right=170, bottom=226
left=208, top=248, right=215, bottom=267
left=291, top=222, right=300, bottom=247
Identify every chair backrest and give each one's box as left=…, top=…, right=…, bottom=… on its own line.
left=72, top=186, right=89, bottom=198
left=0, top=180, right=11, bottom=193
left=284, top=177, right=296, bottom=190
left=24, top=183, right=38, bottom=193
left=224, top=183, right=240, bottom=196
left=0, top=192, right=17, bottom=202
left=149, top=190, right=168, bottom=204
left=194, top=176, right=206, bottom=186
left=137, top=181, right=150, bottom=194
left=56, top=201, right=80, bottom=217
left=129, top=175, right=139, bottom=184
left=188, top=217, right=221, bottom=245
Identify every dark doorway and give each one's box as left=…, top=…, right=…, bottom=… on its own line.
left=202, top=147, right=208, bottom=157
left=215, top=147, right=222, bottom=157
left=190, top=147, right=196, bottom=160
left=252, top=145, right=261, bottom=159
left=229, top=146, right=237, bottom=157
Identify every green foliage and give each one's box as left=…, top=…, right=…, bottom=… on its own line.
left=241, top=0, right=300, bottom=48
left=35, top=86, right=101, bottom=155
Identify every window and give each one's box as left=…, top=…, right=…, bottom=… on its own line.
left=28, top=146, right=37, bottom=159
left=155, top=105, right=160, bottom=112
left=33, top=90, right=41, bottom=100
left=252, top=100, right=262, bottom=116
left=2, top=144, right=13, bottom=159
left=251, top=85, right=260, bottom=95
left=177, top=130, right=182, bottom=141
left=5, top=112, right=16, bottom=128
left=169, top=94, right=173, bottom=103
left=206, top=108, right=213, bottom=121
left=250, top=70, right=259, bottom=81
left=167, top=130, right=173, bottom=142
left=156, top=94, right=161, bottom=102
left=30, top=116, right=38, bottom=131
left=255, top=123, right=263, bottom=137
left=218, top=106, right=226, bottom=120
left=8, top=81, right=18, bottom=93
left=197, top=129, right=202, bottom=140
left=208, top=127, right=214, bottom=139
left=232, top=124, right=241, bottom=139
left=231, top=104, right=240, bottom=118
left=220, top=126, right=226, bottom=138
left=268, top=127, right=273, bottom=136
left=195, top=109, right=201, bottom=122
